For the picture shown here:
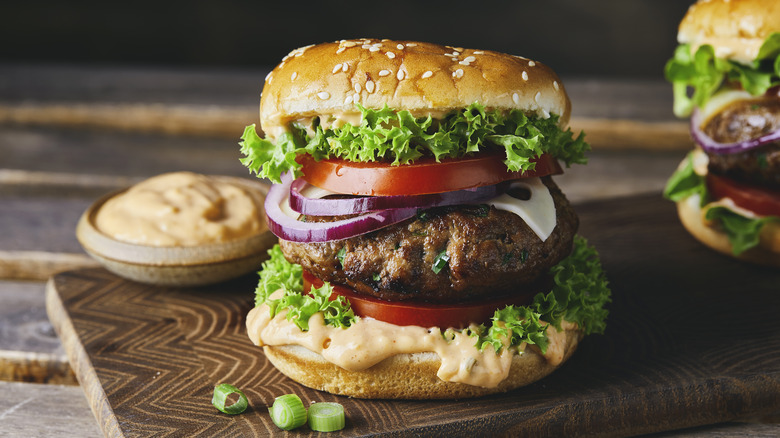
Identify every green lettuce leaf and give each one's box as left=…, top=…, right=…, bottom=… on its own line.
left=253, top=245, right=355, bottom=330
left=253, top=236, right=610, bottom=356
left=663, top=151, right=707, bottom=204
left=664, top=33, right=780, bottom=117
left=705, top=207, right=779, bottom=255
left=240, top=103, right=589, bottom=183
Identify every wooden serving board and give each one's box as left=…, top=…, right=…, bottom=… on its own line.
left=46, top=194, right=780, bottom=437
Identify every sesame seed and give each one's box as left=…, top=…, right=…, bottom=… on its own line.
left=464, top=56, right=476, bottom=63
left=342, top=63, right=348, bottom=72
left=291, top=72, right=298, bottom=80
left=406, top=43, right=417, bottom=47
left=386, top=52, right=396, bottom=59
left=473, top=50, right=484, bottom=55
left=459, top=60, right=470, bottom=66
left=421, top=71, right=433, bottom=79
left=354, top=83, right=362, bottom=93
left=336, top=47, right=346, bottom=54
left=513, top=93, right=520, bottom=105
left=379, top=69, right=391, bottom=77
left=343, top=41, right=357, bottom=48
left=397, top=69, right=405, bottom=80
left=528, top=61, right=536, bottom=67
left=444, top=53, right=457, bottom=58
left=542, top=109, right=550, bottom=119
left=332, top=64, right=342, bottom=74
left=369, top=46, right=380, bottom=52
left=522, top=71, right=528, bottom=81
left=397, top=43, right=404, bottom=50
left=553, top=81, right=559, bottom=91
left=345, top=95, right=353, bottom=105
left=317, top=91, right=330, bottom=100
left=353, top=92, right=360, bottom=103
left=534, top=91, right=541, bottom=103
left=453, top=69, right=464, bottom=79
left=366, top=80, right=375, bottom=93
left=265, top=71, right=272, bottom=81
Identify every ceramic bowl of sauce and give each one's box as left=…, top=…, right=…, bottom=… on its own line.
left=76, top=172, right=277, bottom=286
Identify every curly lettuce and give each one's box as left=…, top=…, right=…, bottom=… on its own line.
left=253, top=236, right=610, bottom=355
left=254, top=245, right=354, bottom=331
left=663, top=152, right=779, bottom=255
left=664, top=33, right=780, bottom=117
left=240, top=103, right=589, bottom=183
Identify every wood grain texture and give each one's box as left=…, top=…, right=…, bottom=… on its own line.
left=0, top=381, right=102, bottom=438
left=45, top=194, right=780, bottom=437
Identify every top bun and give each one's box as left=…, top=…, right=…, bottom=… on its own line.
left=678, top=0, right=780, bottom=64
left=259, top=39, right=571, bottom=140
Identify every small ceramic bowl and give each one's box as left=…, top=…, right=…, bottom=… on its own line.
left=76, top=175, right=277, bottom=287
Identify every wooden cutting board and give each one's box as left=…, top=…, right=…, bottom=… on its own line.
left=46, top=193, right=780, bottom=437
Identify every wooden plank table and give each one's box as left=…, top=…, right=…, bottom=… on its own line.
left=1, top=64, right=778, bottom=436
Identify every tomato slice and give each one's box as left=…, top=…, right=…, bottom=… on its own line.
left=299, top=152, right=562, bottom=196
left=707, top=173, right=780, bottom=217
left=303, top=271, right=538, bottom=329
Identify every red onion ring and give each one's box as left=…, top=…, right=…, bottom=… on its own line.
left=264, top=172, right=418, bottom=242
left=289, top=177, right=507, bottom=216
left=691, top=107, right=780, bottom=154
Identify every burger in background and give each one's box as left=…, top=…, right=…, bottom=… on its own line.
left=240, top=39, right=610, bottom=399
left=664, top=0, right=780, bottom=266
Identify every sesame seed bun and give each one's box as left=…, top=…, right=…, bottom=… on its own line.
left=675, top=190, right=780, bottom=268
left=677, top=0, right=780, bottom=64
left=259, top=39, right=571, bottom=140
left=262, top=324, right=582, bottom=400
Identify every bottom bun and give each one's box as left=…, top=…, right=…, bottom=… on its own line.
left=676, top=195, right=780, bottom=268
left=263, top=326, right=583, bottom=400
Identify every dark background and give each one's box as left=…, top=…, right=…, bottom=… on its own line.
left=1, top=1, right=692, bottom=78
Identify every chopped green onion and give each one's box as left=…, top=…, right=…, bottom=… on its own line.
left=270, top=394, right=307, bottom=430
left=308, top=402, right=345, bottom=432
left=432, top=250, right=450, bottom=274
left=336, top=247, right=346, bottom=266
left=211, top=383, right=248, bottom=415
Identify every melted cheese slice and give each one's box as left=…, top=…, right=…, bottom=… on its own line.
left=486, top=177, right=557, bottom=242
left=698, top=89, right=755, bottom=125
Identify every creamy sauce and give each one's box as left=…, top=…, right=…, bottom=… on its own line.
left=246, top=295, right=575, bottom=388
left=95, top=172, right=264, bottom=246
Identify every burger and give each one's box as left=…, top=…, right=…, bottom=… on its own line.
left=664, top=0, right=780, bottom=266
left=240, top=39, right=610, bottom=399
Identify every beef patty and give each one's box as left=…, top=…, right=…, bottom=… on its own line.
left=703, top=97, right=780, bottom=188
left=280, top=177, right=578, bottom=303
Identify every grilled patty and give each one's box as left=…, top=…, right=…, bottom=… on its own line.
left=280, top=177, right=578, bottom=303
left=703, top=97, right=780, bottom=188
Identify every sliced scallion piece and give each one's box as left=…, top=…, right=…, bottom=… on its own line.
left=270, top=394, right=307, bottom=430
left=211, top=383, right=248, bottom=415
left=432, top=250, right=450, bottom=274
left=308, top=402, right=345, bottom=432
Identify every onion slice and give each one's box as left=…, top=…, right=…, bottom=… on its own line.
left=289, top=177, right=507, bottom=216
left=691, top=107, right=780, bottom=154
left=265, top=172, right=418, bottom=242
